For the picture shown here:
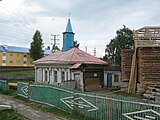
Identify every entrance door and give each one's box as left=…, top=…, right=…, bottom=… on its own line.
left=85, top=78, right=100, bottom=91
left=107, top=73, right=112, bottom=88
left=74, top=73, right=81, bottom=90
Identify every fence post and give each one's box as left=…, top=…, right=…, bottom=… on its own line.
left=5, top=80, right=8, bottom=91
left=106, top=99, right=111, bottom=120
left=120, top=101, right=122, bottom=120
left=28, top=82, right=31, bottom=100
left=73, top=92, right=76, bottom=112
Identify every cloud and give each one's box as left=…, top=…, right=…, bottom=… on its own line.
left=0, top=0, right=160, bottom=57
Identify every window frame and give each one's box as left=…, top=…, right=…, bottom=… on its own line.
left=2, top=60, right=6, bottom=63
left=24, top=54, right=27, bottom=58
left=17, top=53, right=21, bottom=57
left=114, top=74, right=119, bottom=82
left=10, top=53, right=14, bottom=57
left=2, top=52, right=6, bottom=56
left=10, top=60, right=13, bottom=64
left=61, top=71, right=65, bottom=82
left=54, top=70, right=58, bottom=82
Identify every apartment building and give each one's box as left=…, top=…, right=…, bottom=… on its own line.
left=0, top=45, right=52, bottom=67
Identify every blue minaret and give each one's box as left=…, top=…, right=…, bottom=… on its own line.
left=62, top=19, right=74, bottom=51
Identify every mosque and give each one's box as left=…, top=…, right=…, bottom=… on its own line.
left=33, top=18, right=109, bottom=91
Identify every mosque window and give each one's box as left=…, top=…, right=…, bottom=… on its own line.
left=61, top=71, right=65, bottom=82
left=54, top=71, right=57, bottom=82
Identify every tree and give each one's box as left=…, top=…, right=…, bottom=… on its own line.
left=46, top=46, right=50, bottom=50
left=74, top=40, right=80, bottom=48
left=105, top=25, right=133, bottom=66
left=52, top=44, right=60, bottom=51
left=30, top=30, right=44, bottom=61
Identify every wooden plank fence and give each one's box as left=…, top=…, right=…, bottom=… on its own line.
left=17, top=82, right=160, bottom=120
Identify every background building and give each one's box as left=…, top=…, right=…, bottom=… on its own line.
left=0, top=45, right=52, bottom=67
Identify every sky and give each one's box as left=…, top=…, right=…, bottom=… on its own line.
left=0, top=0, right=160, bottom=57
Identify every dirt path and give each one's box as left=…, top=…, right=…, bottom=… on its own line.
left=0, top=94, right=67, bottom=120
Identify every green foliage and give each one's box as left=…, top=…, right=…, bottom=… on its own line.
left=30, top=30, right=44, bottom=60
left=46, top=46, right=50, bottom=50
left=105, top=25, right=133, bottom=66
left=0, top=69, right=34, bottom=74
left=0, top=69, right=35, bottom=83
left=74, top=40, right=80, bottom=48
left=0, top=109, right=27, bottom=120
left=52, top=44, right=60, bottom=51
left=0, top=89, right=17, bottom=96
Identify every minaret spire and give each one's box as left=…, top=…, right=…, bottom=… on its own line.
left=62, top=18, right=74, bottom=52
left=65, top=18, right=73, bottom=33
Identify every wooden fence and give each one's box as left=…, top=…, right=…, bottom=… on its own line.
left=17, top=82, right=160, bottom=120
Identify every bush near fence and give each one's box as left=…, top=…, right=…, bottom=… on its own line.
left=17, top=82, right=160, bottom=120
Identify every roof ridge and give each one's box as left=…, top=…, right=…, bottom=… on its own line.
left=34, top=48, right=108, bottom=65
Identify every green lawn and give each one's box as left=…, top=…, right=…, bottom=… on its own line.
left=0, top=89, right=17, bottom=96
left=6, top=79, right=34, bottom=83
left=0, top=69, right=35, bottom=83
left=0, top=69, right=34, bottom=75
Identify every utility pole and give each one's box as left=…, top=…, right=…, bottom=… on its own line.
left=94, top=47, right=96, bottom=57
left=51, top=34, right=59, bottom=51
left=85, top=46, right=88, bottom=53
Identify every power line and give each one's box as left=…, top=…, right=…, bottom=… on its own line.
left=0, top=27, right=33, bottom=36
left=0, top=33, right=31, bottom=41
left=10, top=1, right=34, bottom=31
left=0, top=31, right=31, bottom=39
left=94, top=47, right=96, bottom=57
left=2, top=4, right=30, bottom=40
left=85, top=46, right=88, bottom=53
left=0, top=23, right=33, bottom=41
left=0, top=24, right=32, bottom=33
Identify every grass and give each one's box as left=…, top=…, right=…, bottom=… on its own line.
left=0, top=69, right=35, bottom=83
left=0, top=69, right=34, bottom=74
left=0, top=89, right=17, bottom=96
left=0, top=109, right=29, bottom=120
left=6, top=78, right=34, bottom=83
left=6, top=70, right=34, bottom=75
